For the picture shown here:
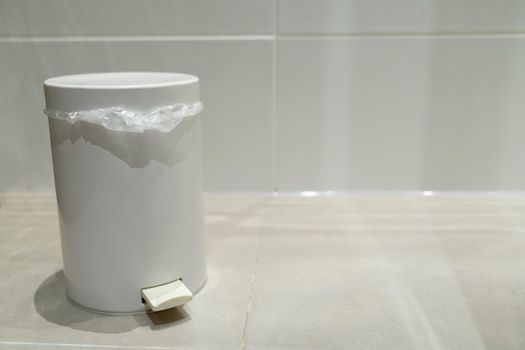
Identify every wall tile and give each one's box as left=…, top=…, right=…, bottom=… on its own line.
left=278, top=0, right=525, bottom=34
left=277, top=37, right=525, bottom=191
left=0, top=40, right=273, bottom=191
left=0, top=0, right=274, bottom=36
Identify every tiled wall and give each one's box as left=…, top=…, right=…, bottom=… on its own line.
left=2, top=0, right=525, bottom=192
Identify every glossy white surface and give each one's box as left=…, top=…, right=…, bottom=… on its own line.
left=278, top=0, right=525, bottom=34
left=141, top=280, right=193, bottom=312
left=45, top=72, right=200, bottom=112
left=45, top=72, right=199, bottom=89
left=0, top=40, right=273, bottom=191
left=45, top=73, right=206, bottom=313
left=2, top=1, right=525, bottom=192
left=0, top=0, right=274, bottom=35
left=1, top=193, right=525, bottom=348
left=277, top=37, right=525, bottom=191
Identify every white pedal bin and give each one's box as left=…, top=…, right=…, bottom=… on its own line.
left=44, top=72, right=207, bottom=314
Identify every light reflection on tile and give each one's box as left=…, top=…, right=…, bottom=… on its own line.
left=1, top=193, right=525, bottom=349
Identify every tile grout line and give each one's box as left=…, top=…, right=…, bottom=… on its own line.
left=271, top=0, right=279, bottom=193
left=277, top=32, right=525, bottom=40
left=3, top=32, right=524, bottom=43
left=0, top=35, right=275, bottom=42
left=239, top=228, right=263, bottom=350
left=0, top=341, right=177, bottom=349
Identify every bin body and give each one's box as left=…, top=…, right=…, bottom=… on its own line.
left=44, top=72, right=206, bottom=314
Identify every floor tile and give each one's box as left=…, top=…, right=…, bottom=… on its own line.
left=244, top=195, right=525, bottom=349
left=2, top=193, right=525, bottom=349
left=0, top=193, right=261, bottom=349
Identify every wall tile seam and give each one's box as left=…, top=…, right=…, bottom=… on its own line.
left=3, top=32, right=525, bottom=42
left=276, top=32, right=525, bottom=40
left=0, top=35, right=276, bottom=42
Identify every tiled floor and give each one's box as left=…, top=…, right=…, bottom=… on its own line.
left=1, top=193, right=525, bottom=349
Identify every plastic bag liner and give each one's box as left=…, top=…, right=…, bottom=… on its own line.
left=44, top=101, right=203, bottom=133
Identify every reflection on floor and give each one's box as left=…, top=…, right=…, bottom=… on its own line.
left=1, top=192, right=525, bottom=349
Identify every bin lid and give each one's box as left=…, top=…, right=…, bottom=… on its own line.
left=44, top=72, right=200, bottom=113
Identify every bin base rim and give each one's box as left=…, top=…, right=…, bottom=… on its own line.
left=66, top=276, right=208, bottom=316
